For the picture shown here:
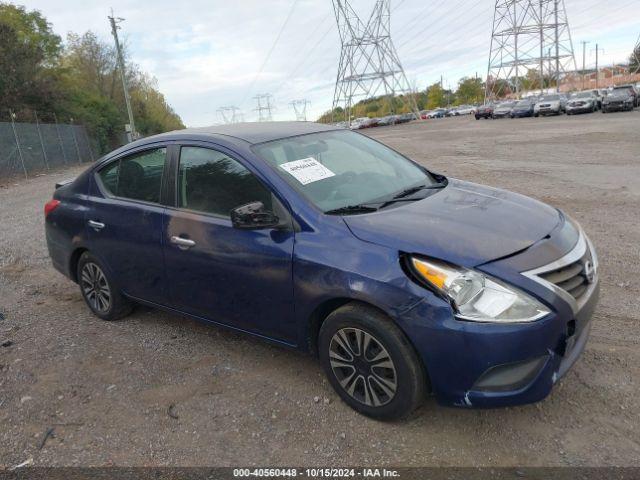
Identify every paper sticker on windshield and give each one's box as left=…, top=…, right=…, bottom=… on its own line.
left=279, top=158, right=335, bottom=185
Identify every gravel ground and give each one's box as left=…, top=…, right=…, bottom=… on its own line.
left=1, top=111, right=639, bottom=468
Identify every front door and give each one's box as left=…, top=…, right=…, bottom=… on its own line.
left=162, top=145, right=296, bottom=344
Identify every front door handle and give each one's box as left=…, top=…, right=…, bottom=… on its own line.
left=170, top=236, right=196, bottom=250
left=88, top=220, right=105, bottom=231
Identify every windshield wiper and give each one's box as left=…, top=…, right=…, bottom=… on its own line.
left=374, top=182, right=447, bottom=209
left=325, top=204, right=379, bottom=215
left=392, top=182, right=447, bottom=200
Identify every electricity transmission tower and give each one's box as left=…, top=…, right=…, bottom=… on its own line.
left=108, top=9, right=137, bottom=141
left=217, top=106, right=242, bottom=124
left=254, top=94, right=274, bottom=122
left=331, top=0, right=419, bottom=124
left=485, top=0, right=577, bottom=101
left=290, top=99, right=311, bottom=121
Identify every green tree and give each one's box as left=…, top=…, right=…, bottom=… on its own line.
left=455, top=77, right=483, bottom=105
left=426, top=82, right=445, bottom=109
left=0, top=3, right=62, bottom=111
left=1, top=4, right=184, bottom=154
left=0, top=3, right=61, bottom=63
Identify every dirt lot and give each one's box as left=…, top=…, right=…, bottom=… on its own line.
left=1, top=111, right=639, bottom=468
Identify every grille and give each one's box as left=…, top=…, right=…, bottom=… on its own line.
left=537, top=251, right=592, bottom=301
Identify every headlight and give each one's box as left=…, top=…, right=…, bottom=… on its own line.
left=410, top=257, right=550, bottom=323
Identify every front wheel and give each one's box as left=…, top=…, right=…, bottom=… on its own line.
left=77, top=252, right=133, bottom=321
left=318, top=303, right=427, bottom=420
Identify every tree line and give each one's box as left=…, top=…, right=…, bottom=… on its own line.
left=318, top=77, right=484, bottom=123
left=0, top=3, right=184, bottom=154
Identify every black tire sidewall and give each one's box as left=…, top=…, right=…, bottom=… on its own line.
left=318, top=304, right=426, bottom=420
left=77, top=252, right=130, bottom=321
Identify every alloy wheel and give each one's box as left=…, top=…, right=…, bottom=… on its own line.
left=80, top=262, right=111, bottom=313
left=329, top=328, right=397, bottom=407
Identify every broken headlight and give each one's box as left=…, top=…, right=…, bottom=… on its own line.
left=410, top=257, right=550, bottom=323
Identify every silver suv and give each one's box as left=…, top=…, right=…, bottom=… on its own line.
left=534, top=94, right=564, bottom=116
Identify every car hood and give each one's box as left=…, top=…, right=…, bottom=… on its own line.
left=343, top=179, right=561, bottom=267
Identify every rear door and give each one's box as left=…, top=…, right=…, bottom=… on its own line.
left=86, top=145, right=169, bottom=304
left=162, top=144, right=296, bottom=343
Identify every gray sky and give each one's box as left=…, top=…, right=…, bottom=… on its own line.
left=22, top=0, right=640, bottom=126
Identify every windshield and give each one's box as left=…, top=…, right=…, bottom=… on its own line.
left=253, top=130, right=438, bottom=213
left=515, top=100, right=531, bottom=106
left=572, top=92, right=592, bottom=98
left=497, top=102, right=514, bottom=108
left=542, top=95, right=560, bottom=101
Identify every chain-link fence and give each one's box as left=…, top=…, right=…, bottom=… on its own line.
left=0, top=110, right=97, bottom=180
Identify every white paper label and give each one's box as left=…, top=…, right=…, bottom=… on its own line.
left=279, top=158, right=336, bottom=185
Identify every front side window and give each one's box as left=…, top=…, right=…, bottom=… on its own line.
left=98, top=148, right=166, bottom=203
left=253, top=130, right=438, bottom=213
left=178, top=146, right=272, bottom=217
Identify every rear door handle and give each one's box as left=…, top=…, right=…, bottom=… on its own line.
left=170, top=236, right=196, bottom=250
left=88, top=220, right=105, bottom=231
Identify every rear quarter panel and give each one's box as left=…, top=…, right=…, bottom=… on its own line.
left=45, top=172, right=92, bottom=280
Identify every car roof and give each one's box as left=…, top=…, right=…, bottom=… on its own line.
left=142, top=121, right=340, bottom=146
left=96, top=122, right=343, bottom=166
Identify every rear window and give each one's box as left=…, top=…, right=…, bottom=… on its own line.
left=98, top=148, right=166, bottom=203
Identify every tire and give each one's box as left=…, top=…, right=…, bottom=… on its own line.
left=318, top=302, right=427, bottom=420
left=602, top=108, right=606, bottom=114
left=77, top=252, right=133, bottom=321
left=534, top=113, right=539, bottom=117
left=475, top=116, right=480, bottom=120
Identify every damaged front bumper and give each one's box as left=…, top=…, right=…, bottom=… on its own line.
left=400, top=224, right=599, bottom=408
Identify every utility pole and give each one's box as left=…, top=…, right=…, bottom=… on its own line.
left=554, top=0, right=560, bottom=92
left=539, top=0, right=545, bottom=94
left=108, top=9, right=137, bottom=141
left=592, top=44, right=603, bottom=89
left=581, top=40, right=590, bottom=89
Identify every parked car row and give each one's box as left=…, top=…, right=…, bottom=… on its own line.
left=420, top=105, right=478, bottom=119
left=476, top=85, right=638, bottom=120
left=342, top=112, right=418, bottom=130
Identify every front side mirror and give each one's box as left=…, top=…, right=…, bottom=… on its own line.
left=231, top=201, right=281, bottom=230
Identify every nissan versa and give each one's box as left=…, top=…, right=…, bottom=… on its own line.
left=44, top=122, right=599, bottom=419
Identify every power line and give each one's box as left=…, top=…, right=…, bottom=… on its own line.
left=241, top=0, right=301, bottom=107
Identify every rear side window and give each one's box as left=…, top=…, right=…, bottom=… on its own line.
left=98, top=148, right=166, bottom=203
left=178, top=146, right=272, bottom=217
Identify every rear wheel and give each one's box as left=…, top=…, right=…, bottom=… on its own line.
left=318, top=303, right=426, bottom=420
left=77, top=252, right=133, bottom=321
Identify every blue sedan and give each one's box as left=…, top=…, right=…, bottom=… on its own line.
left=44, top=122, right=599, bottom=419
